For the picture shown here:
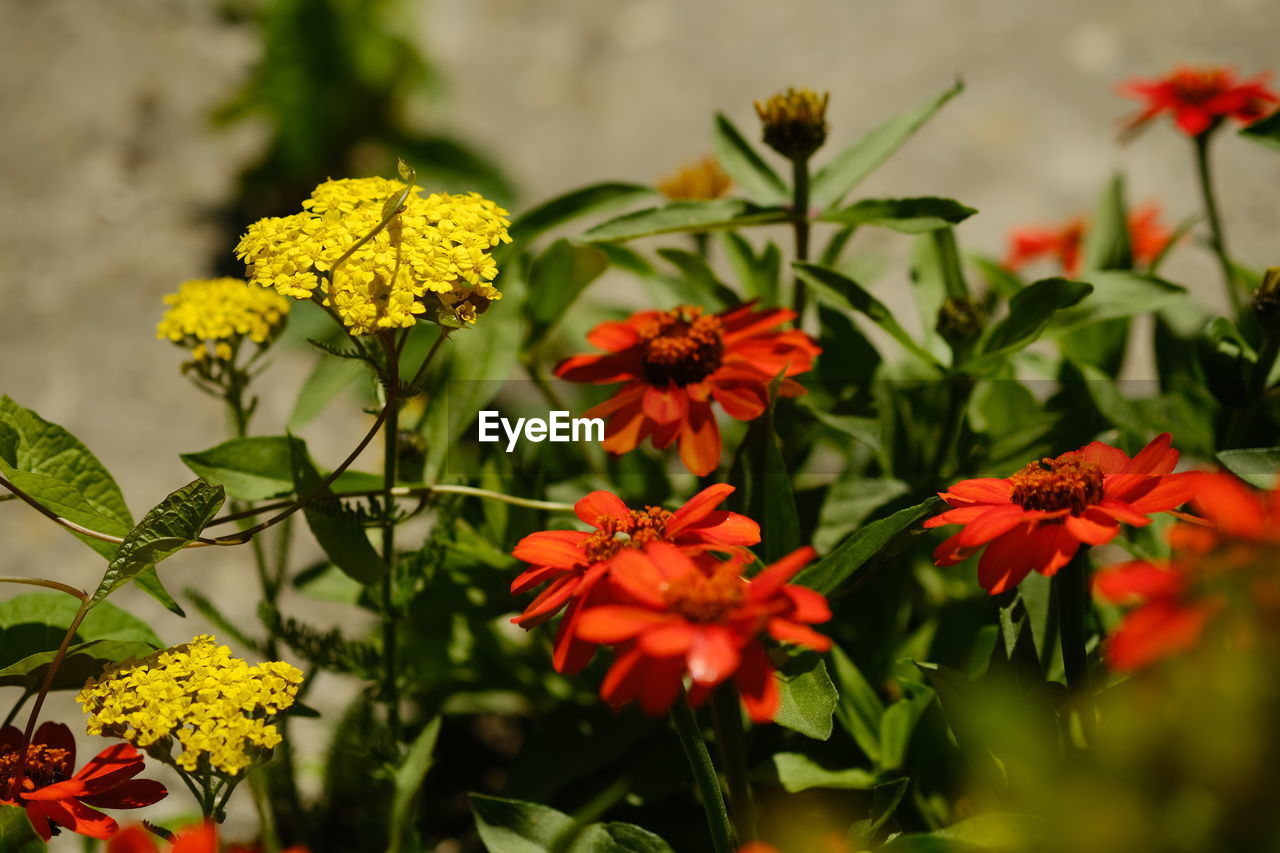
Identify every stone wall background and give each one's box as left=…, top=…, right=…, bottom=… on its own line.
left=0, top=0, right=1276, bottom=844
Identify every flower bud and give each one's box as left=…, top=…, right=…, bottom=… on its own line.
left=754, top=87, right=829, bottom=161
left=935, top=296, right=986, bottom=345
left=1254, top=267, right=1280, bottom=331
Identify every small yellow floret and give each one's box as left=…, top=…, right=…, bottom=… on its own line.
left=76, top=635, right=304, bottom=777
left=156, top=278, right=291, bottom=360
left=234, top=176, right=511, bottom=335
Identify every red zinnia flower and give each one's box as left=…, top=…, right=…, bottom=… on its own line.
left=109, top=823, right=218, bottom=853
left=555, top=303, right=821, bottom=476
left=1003, top=204, right=1174, bottom=277
left=1096, top=472, right=1280, bottom=670
left=575, top=542, right=831, bottom=722
left=927, top=434, right=1196, bottom=595
left=0, top=722, right=166, bottom=841
left=511, top=485, right=760, bottom=674
left=1120, top=66, right=1279, bottom=137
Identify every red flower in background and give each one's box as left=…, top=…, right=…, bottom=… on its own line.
left=0, top=722, right=166, bottom=841
left=555, top=304, right=820, bottom=476
left=512, top=485, right=759, bottom=674
left=575, top=542, right=831, bottom=722
left=1120, top=66, right=1278, bottom=137
left=109, top=823, right=218, bottom=853
left=1096, top=472, right=1280, bottom=670
left=927, top=434, right=1195, bottom=595
left=1003, top=204, right=1175, bottom=277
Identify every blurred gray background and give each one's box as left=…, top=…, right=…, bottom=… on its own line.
left=1, top=0, right=1277, bottom=843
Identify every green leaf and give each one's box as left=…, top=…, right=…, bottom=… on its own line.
left=828, top=645, right=886, bottom=763
left=848, top=777, right=911, bottom=849
left=1197, top=316, right=1255, bottom=406
left=0, top=592, right=162, bottom=656
left=810, top=80, right=964, bottom=211
left=712, top=113, right=788, bottom=204
left=1080, top=174, right=1132, bottom=272
left=581, top=200, right=788, bottom=243
left=90, top=479, right=225, bottom=608
left=774, top=655, right=839, bottom=741
left=0, top=398, right=132, bottom=559
left=1217, top=447, right=1280, bottom=488
left=880, top=813, right=1045, bottom=852
left=290, top=443, right=386, bottom=586
left=721, top=231, right=779, bottom=302
left=509, top=183, right=656, bottom=245
left=656, top=248, right=743, bottom=311
left=794, top=497, right=941, bottom=594
left=1048, top=272, right=1186, bottom=335
left=795, top=262, right=944, bottom=370
left=1241, top=111, right=1280, bottom=152
left=288, top=353, right=367, bottom=431
left=0, top=803, right=46, bottom=851
left=878, top=685, right=935, bottom=771
left=181, top=436, right=307, bottom=502
left=571, top=824, right=675, bottom=853
left=387, top=716, right=442, bottom=853
left=0, top=639, right=157, bottom=693
left=728, top=381, right=800, bottom=563
left=772, top=752, right=878, bottom=792
left=133, top=566, right=186, bottom=617
left=527, top=240, right=610, bottom=345
left=821, top=197, right=977, bottom=234
left=976, top=278, right=1093, bottom=363
left=813, top=478, right=910, bottom=553
left=469, top=794, right=675, bottom=853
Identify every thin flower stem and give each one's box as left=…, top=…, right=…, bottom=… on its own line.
left=669, top=695, right=735, bottom=853
left=406, top=327, right=452, bottom=391
left=1055, top=549, right=1096, bottom=747
left=1193, top=132, right=1242, bottom=314
left=379, top=333, right=403, bottom=743
left=790, top=156, right=812, bottom=322
left=708, top=685, right=757, bottom=844
left=0, top=576, right=88, bottom=601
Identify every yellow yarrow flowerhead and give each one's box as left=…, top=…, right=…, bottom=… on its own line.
left=657, top=156, right=734, bottom=201
left=156, top=277, right=290, bottom=363
left=76, top=635, right=304, bottom=777
left=234, top=172, right=512, bottom=335
left=754, top=87, right=830, bottom=160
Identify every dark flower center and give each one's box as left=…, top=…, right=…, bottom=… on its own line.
left=0, top=743, right=73, bottom=795
left=583, top=507, right=674, bottom=563
left=1010, top=457, right=1105, bottom=515
left=1171, top=70, right=1230, bottom=104
left=663, top=561, right=746, bottom=623
left=639, top=307, right=724, bottom=387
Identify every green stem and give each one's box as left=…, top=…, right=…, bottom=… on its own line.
left=669, top=696, right=735, bottom=853
left=927, top=376, right=972, bottom=484
left=379, top=333, right=403, bottom=742
left=1193, top=132, right=1242, bottom=314
left=790, top=155, right=812, bottom=322
left=1055, top=549, right=1096, bottom=746
left=709, top=686, right=757, bottom=844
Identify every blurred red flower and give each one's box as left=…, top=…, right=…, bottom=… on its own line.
left=1119, top=66, right=1278, bottom=137
left=555, top=303, right=820, bottom=476
left=109, top=821, right=312, bottom=853
left=0, top=722, right=166, bottom=841
left=575, top=541, right=831, bottom=722
left=927, top=434, right=1195, bottom=594
left=512, top=485, right=759, bottom=673
left=1003, top=203, right=1174, bottom=277
left=1096, top=472, right=1280, bottom=670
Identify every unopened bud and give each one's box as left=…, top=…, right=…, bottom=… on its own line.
left=936, top=296, right=986, bottom=344
left=754, top=87, right=829, bottom=161
left=1254, top=267, right=1280, bottom=330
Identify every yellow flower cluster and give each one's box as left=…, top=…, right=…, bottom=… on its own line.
left=234, top=176, right=511, bottom=335
left=657, top=156, right=734, bottom=201
left=77, top=635, right=304, bottom=777
left=156, top=278, right=290, bottom=362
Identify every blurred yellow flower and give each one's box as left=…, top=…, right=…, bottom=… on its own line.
left=156, top=277, right=290, bottom=362
left=234, top=176, right=511, bottom=335
left=77, top=635, right=304, bottom=777
left=657, top=156, right=733, bottom=200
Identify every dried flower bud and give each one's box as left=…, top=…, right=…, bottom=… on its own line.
left=1254, top=267, right=1280, bottom=330
left=936, top=296, right=986, bottom=344
left=754, top=87, right=829, bottom=161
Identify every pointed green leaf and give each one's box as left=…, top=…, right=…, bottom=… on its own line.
left=181, top=436, right=307, bottom=502
left=0, top=639, right=157, bottom=693
left=1080, top=174, right=1132, bottom=272
left=821, top=197, right=977, bottom=234
left=712, top=112, right=788, bottom=204
left=290, top=443, right=385, bottom=586
left=976, top=278, right=1093, bottom=363
left=772, top=752, right=878, bottom=792
left=793, top=497, right=941, bottom=594
left=582, top=200, right=788, bottom=243
left=810, top=80, right=964, bottom=211
left=829, top=645, right=886, bottom=763
left=527, top=239, right=610, bottom=344
left=388, top=716, right=442, bottom=853
left=728, top=379, right=800, bottom=563
left=1241, top=111, right=1280, bottom=152
left=878, top=685, right=935, bottom=770
left=288, top=353, right=367, bottom=432
left=1047, top=272, right=1186, bottom=334
left=656, top=248, right=742, bottom=311
left=89, top=479, right=224, bottom=608
left=509, top=183, right=655, bottom=245
left=774, top=655, right=838, bottom=741
left=1217, top=447, right=1280, bottom=488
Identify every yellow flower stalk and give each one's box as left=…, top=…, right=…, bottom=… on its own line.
left=754, top=87, right=830, bottom=160
left=235, top=175, right=511, bottom=335
left=77, top=635, right=304, bottom=777
left=156, top=277, right=290, bottom=362
left=657, top=156, right=734, bottom=201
